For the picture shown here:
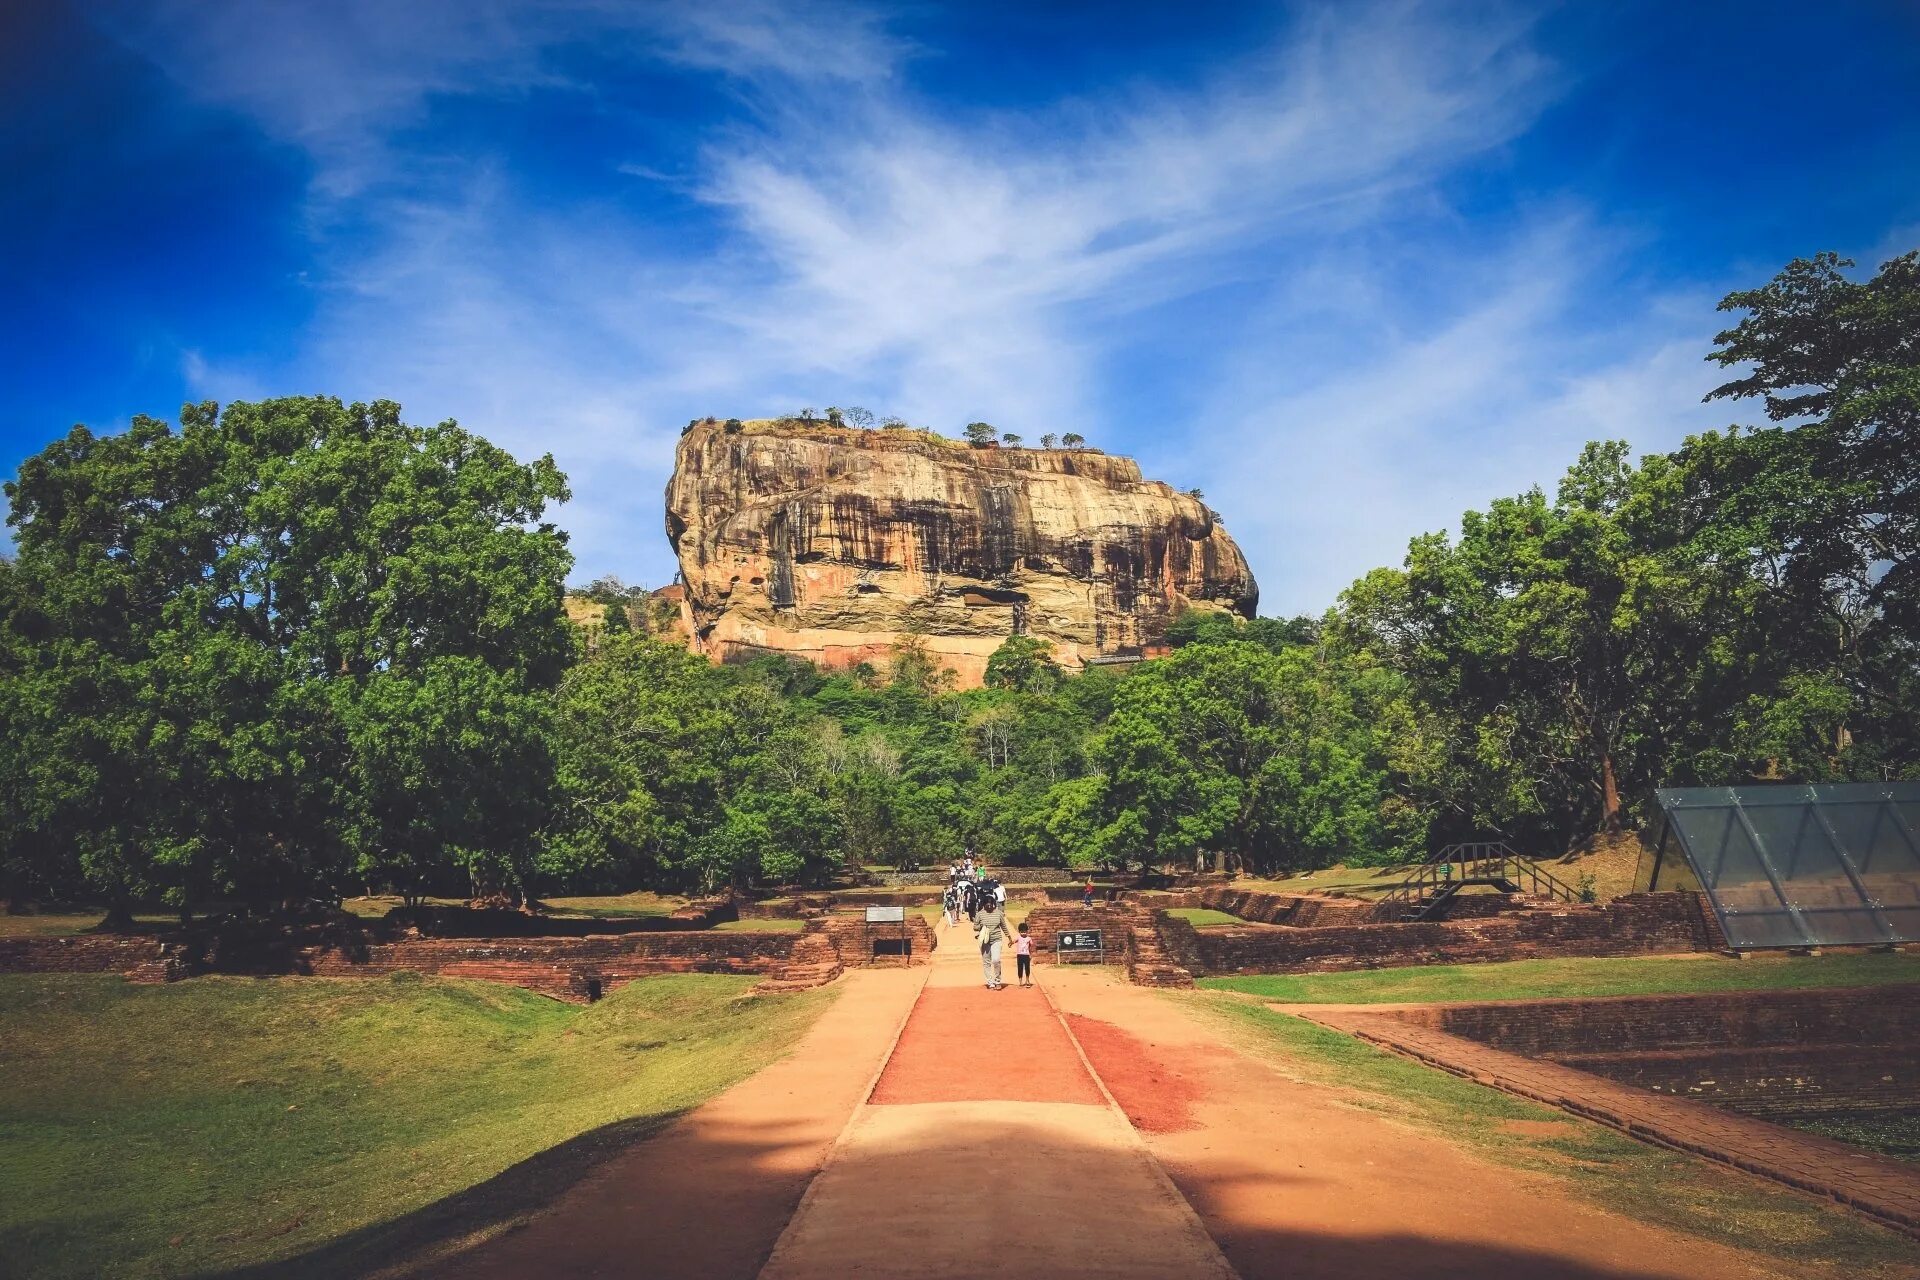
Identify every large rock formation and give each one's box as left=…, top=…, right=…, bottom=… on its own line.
left=664, top=419, right=1258, bottom=686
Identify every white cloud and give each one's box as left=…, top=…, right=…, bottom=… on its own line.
left=127, top=0, right=1734, bottom=604
left=1195, top=220, right=1735, bottom=613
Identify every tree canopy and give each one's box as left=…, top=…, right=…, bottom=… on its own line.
left=2, top=252, right=1915, bottom=912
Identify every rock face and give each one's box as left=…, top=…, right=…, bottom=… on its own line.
left=664, top=420, right=1257, bottom=686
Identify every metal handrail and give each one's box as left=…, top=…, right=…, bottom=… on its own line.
left=1381, top=844, right=1582, bottom=909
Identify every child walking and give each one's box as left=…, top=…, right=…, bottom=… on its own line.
left=1014, top=921, right=1034, bottom=987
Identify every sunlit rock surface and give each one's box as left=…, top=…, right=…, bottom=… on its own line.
left=664, top=419, right=1258, bottom=686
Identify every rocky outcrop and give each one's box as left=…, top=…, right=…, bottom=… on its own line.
left=664, top=419, right=1257, bottom=685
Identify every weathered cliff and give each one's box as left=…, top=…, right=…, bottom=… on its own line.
left=664, top=420, right=1257, bottom=686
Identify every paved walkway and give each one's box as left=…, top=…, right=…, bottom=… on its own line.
left=429, top=967, right=924, bottom=1280
left=757, top=918, right=1235, bottom=1279
left=1297, top=1004, right=1920, bottom=1242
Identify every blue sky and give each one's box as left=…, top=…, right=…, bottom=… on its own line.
left=3, top=1, right=1917, bottom=613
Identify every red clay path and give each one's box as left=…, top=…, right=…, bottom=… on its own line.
left=870, top=984, right=1104, bottom=1105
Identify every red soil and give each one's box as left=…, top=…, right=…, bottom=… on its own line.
left=1064, top=1012, right=1216, bottom=1133
left=870, top=985, right=1103, bottom=1105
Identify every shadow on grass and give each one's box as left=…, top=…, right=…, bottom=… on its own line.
left=194, top=1100, right=1912, bottom=1280
left=202, top=1110, right=689, bottom=1280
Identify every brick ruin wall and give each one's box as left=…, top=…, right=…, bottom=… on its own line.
left=1385, top=985, right=1920, bottom=1118
left=1176, top=892, right=1721, bottom=976
left=0, top=917, right=938, bottom=1001
left=0, top=934, right=183, bottom=982
left=1022, top=904, right=1131, bottom=966
left=818, top=914, right=938, bottom=967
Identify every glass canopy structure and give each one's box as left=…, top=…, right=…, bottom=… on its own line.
left=1640, top=783, right=1920, bottom=949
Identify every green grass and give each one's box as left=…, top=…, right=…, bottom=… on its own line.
left=0, top=913, right=174, bottom=938
left=710, top=916, right=806, bottom=932
left=0, top=972, right=832, bottom=1280
left=1186, top=993, right=1920, bottom=1274
left=1200, top=950, right=1920, bottom=1004
left=1164, top=907, right=1247, bottom=927
left=340, top=892, right=693, bottom=921
left=540, top=891, right=688, bottom=919
left=1783, top=1112, right=1920, bottom=1164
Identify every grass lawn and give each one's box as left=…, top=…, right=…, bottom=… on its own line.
left=339, top=891, right=694, bottom=921
left=0, top=913, right=174, bottom=938
left=539, top=890, right=688, bottom=919
left=1164, top=907, right=1247, bottom=927
left=1185, top=992, right=1920, bottom=1274
left=1198, top=950, right=1920, bottom=1004
left=1785, top=1112, right=1920, bottom=1164
left=710, top=916, right=807, bottom=932
left=0, top=972, right=832, bottom=1280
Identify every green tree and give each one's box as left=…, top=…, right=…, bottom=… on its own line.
left=964, top=422, right=997, bottom=447
left=984, top=635, right=1062, bottom=693
left=1061, top=432, right=1085, bottom=448
left=1, top=398, right=573, bottom=915
left=1701, top=250, right=1920, bottom=773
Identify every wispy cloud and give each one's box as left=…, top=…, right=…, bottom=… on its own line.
left=108, top=0, right=1733, bottom=605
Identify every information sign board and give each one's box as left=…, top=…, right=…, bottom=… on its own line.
left=865, top=905, right=907, bottom=924
left=1056, top=929, right=1104, bottom=961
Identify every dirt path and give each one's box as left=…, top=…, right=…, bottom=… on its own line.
left=424, top=967, right=924, bottom=1280
left=758, top=918, right=1234, bottom=1279
left=1046, top=965, right=1831, bottom=1280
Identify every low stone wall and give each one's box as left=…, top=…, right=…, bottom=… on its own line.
left=1185, top=893, right=1718, bottom=976
left=1389, top=984, right=1920, bottom=1118
left=1023, top=904, right=1129, bottom=965
left=299, top=930, right=835, bottom=1000
left=399, top=901, right=735, bottom=936
left=1193, top=887, right=1380, bottom=927
left=819, top=914, right=938, bottom=967
left=0, top=934, right=183, bottom=982
left=870, top=867, right=1080, bottom=887
left=0, top=924, right=852, bottom=1000
left=816, top=889, right=944, bottom=907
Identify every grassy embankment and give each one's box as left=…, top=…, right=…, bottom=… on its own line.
left=1201, top=950, right=1920, bottom=1004
left=1242, top=834, right=1648, bottom=904
left=0, top=972, right=832, bottom=1280
left=1185, top=964, right=1920, bottom=1275
left=1164, top=907, right=1247, bottom=928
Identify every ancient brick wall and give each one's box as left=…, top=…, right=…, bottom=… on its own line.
left=818, top=914, right=937, bottom=966
left=1193, top=888, right=1379, bottom=927
left=0, top=926, right=843, bottom=1000
left=1023, top=904, right=1129, bottom=966
left=0, top=934, right=182, bottom=982
left=399, top=901, right=735, bottom=937
left=1186, top=893, right=1716, bottom=976
left=1388, top=985, right=1920, bottom=1118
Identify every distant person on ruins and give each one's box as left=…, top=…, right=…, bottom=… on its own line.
left=941, top=882, right=958, bottom=927
left=1082, top=879, right=1096, bottom=908
left=976, top=894, right=1014, bottom=990
left=1014, top=921, right=1033, bottom=987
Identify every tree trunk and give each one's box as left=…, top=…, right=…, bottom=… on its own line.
left=1600, top=752, right=1623, bottom=835
left=101, top=899, right=135, bottom=933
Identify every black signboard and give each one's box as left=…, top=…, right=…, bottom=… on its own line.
left=1056, top=929, right=1104, bottom=954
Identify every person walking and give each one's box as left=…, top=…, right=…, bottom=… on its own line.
left=1082, top=878, right=1096, bottom=909
left=1014, top=921, right=1034, bottom=987
left=976, top=894, right=1013, bottom=990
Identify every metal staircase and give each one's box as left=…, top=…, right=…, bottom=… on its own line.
left=1380, top=842, right=1583, bottom=921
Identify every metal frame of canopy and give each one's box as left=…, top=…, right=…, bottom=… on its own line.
left=1639, top=782, right=1920, bottom=950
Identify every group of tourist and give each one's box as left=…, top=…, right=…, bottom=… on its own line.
left=942, top=853, right=1031, bottom=990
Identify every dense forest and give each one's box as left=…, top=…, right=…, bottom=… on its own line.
left=2, top=252, right=1914, bottom=918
